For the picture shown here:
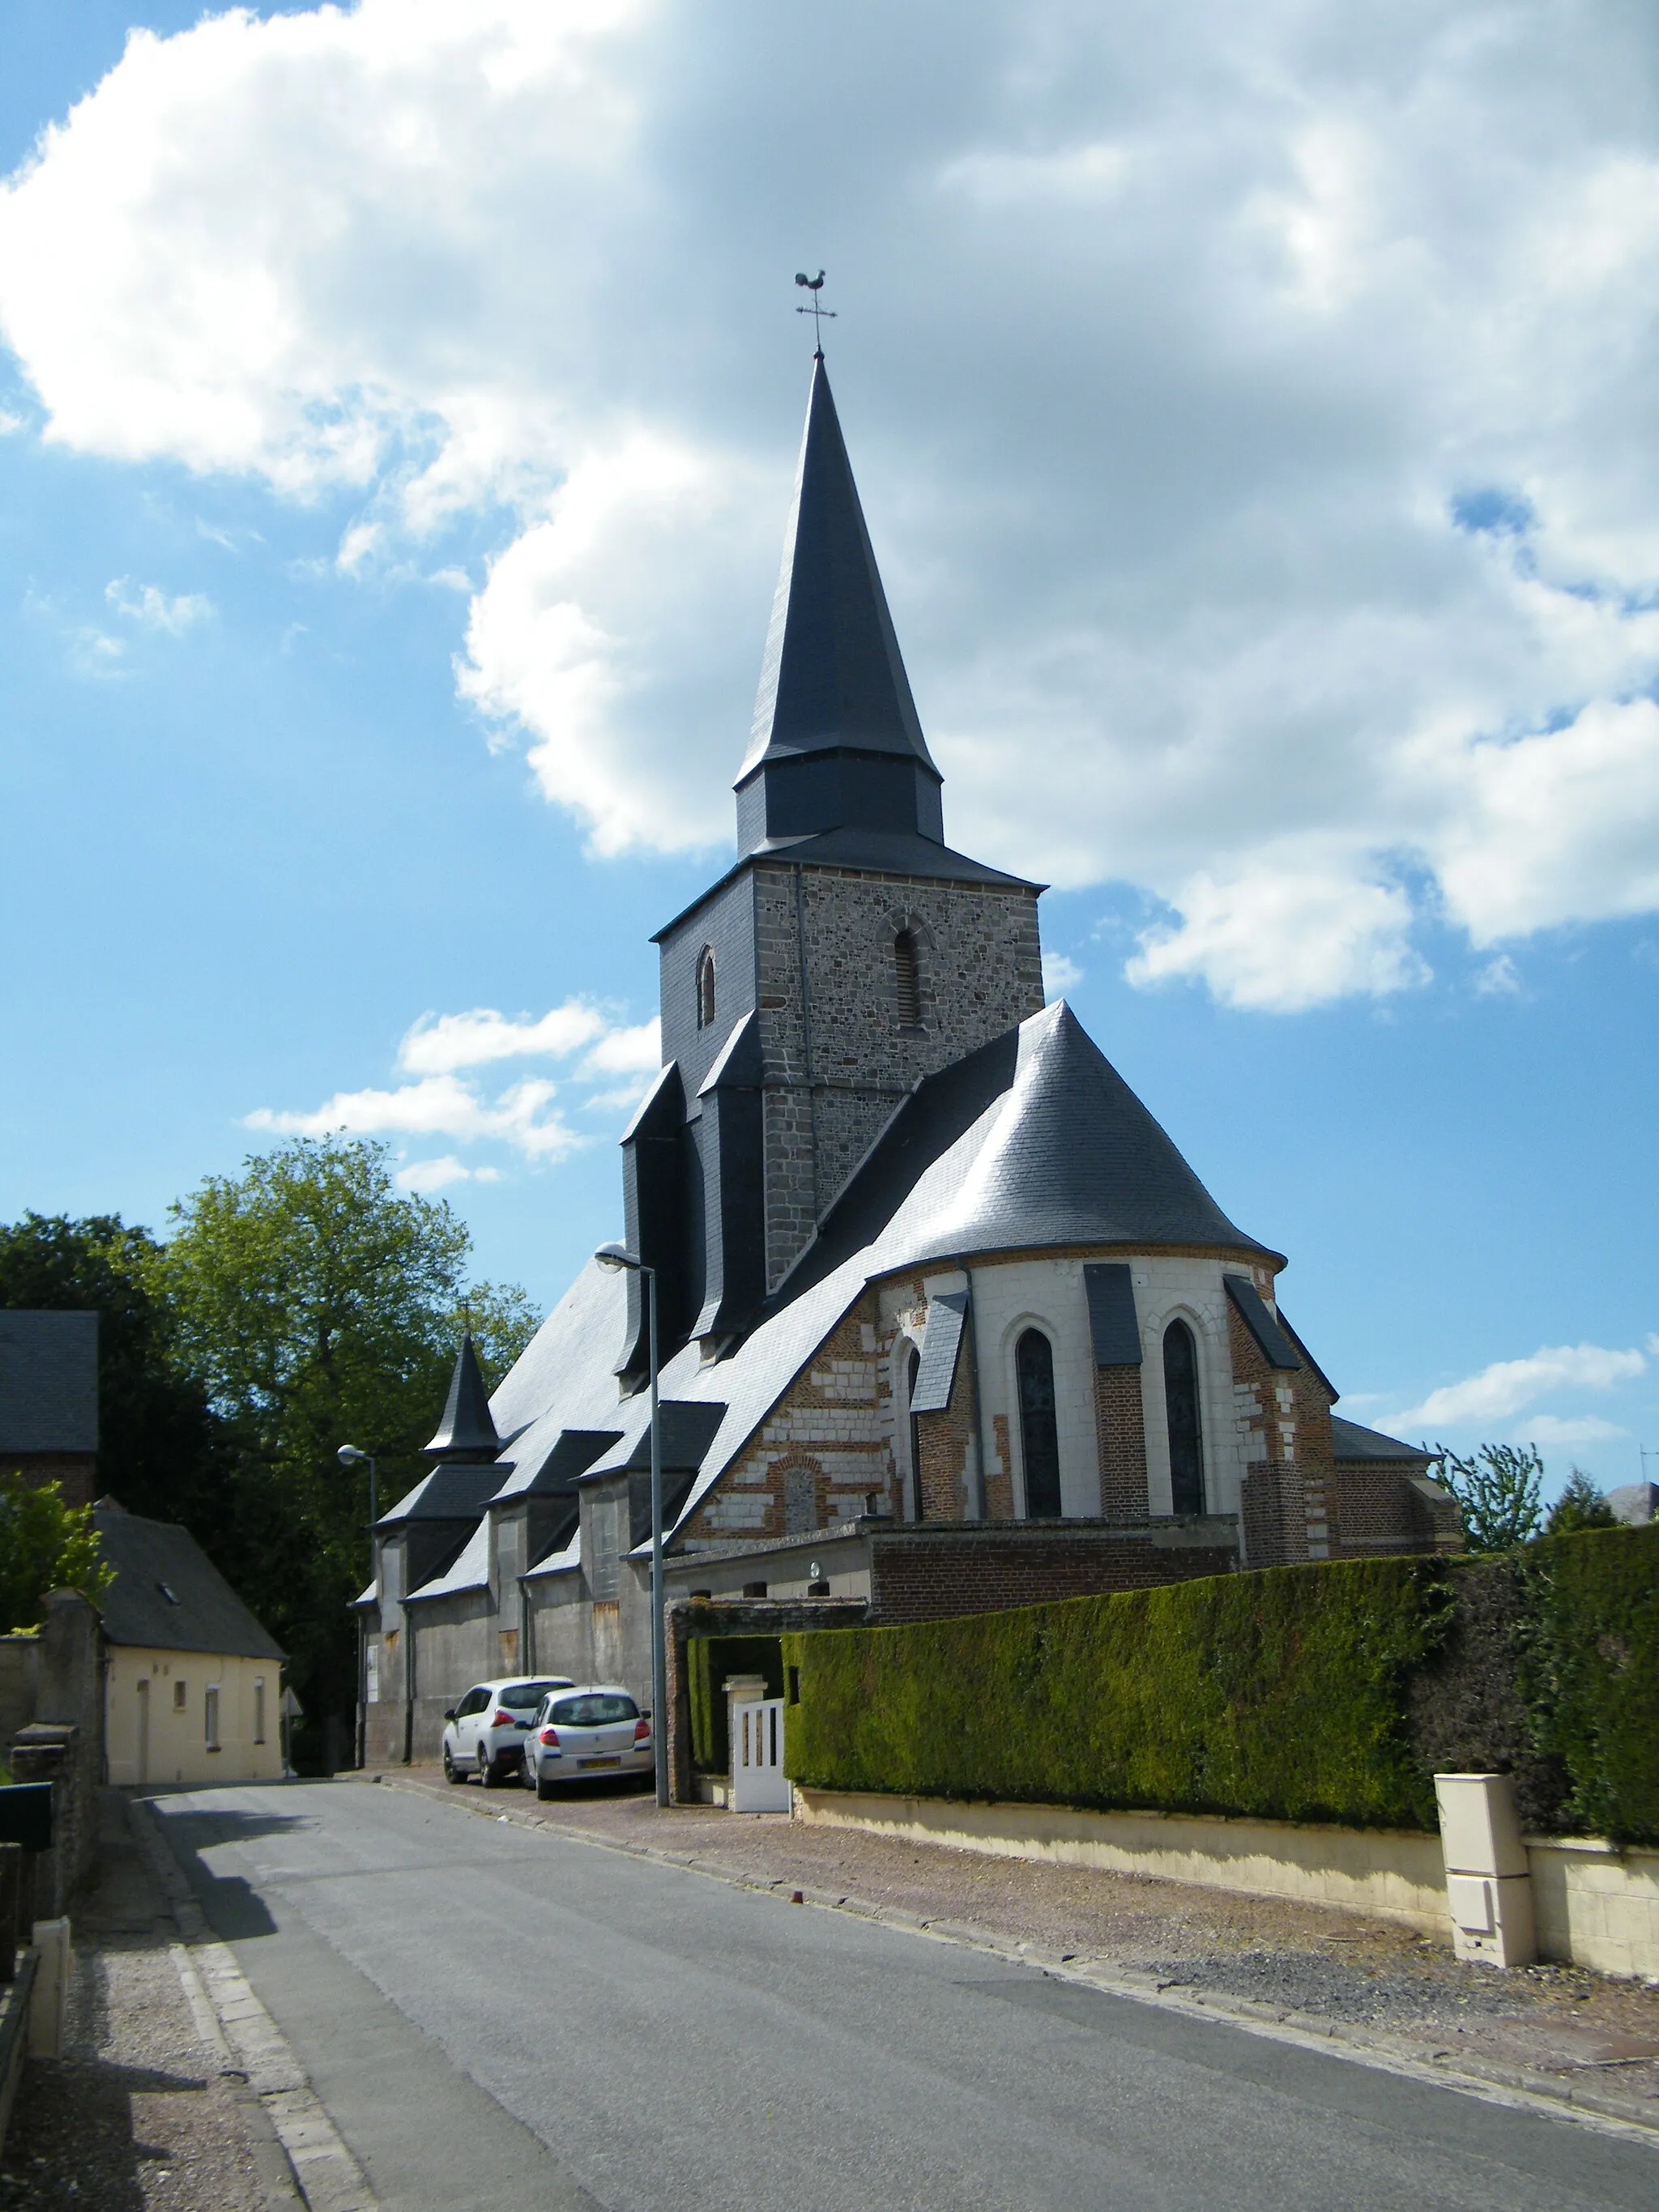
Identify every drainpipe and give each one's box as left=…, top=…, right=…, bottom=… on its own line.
left=965, top=1266, right=990, bottom=1520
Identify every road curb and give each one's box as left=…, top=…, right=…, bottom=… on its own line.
left=365, top=1767, right=1659, bottom=2146
left=128, top=1795, right=380, bottom=2212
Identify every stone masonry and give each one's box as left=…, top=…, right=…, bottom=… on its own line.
left=752, top=861, right=1044, bottom=1287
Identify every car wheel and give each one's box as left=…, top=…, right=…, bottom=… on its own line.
left=536, top=1770, right=557, bottom=1801
left=479, top=1745, right=497, bottom=1787
left=519, top=1755, right=536, bottom=1790
left=442, top=1745, right=465, bottom=1784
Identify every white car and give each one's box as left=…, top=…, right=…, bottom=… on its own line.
left=522, top=1684, right=653, bottom=1797
left=441, top=1677, right=574, bottom=1786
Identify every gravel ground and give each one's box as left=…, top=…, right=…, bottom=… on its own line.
left=384, top=1764, right=1659, bottom=2101
left=0, top=1796, right=284, bottom=2212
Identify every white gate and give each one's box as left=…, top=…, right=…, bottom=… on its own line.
left=731, top=1697, right=790, bottom=1813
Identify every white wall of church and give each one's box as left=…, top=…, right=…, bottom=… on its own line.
left=965, top=1252, right=1252, bottom=1524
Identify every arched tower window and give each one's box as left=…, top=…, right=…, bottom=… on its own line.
left=906, top=1345, right=923, bottom=1522
left=1016, top=1329, right=1062, bottom=1519
left=696, top=946, right=717, bottom=1029
left=894, top=928, right=921, bottom=1026
left=1163, top=1320, right=1205, bottom=1515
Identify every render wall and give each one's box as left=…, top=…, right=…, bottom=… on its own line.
left=104, top=1646, right=281, bottom=1788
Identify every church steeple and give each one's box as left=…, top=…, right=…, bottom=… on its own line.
left=735, top=354, right=945, bottom=856
left=424, top=1334, right=501, bottom=1462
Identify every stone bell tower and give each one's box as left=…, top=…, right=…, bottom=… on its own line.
left=616, top=351, right=1045, bottom=1386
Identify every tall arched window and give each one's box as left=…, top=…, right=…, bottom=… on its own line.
left=906, top=1346, right=923, bottom=1521
left=1163, top=1320, right=1205, bottom=1515
left=1016, top=1329, right=1062, bottom=1519
left=696, top=946, right=716, bottom=1029
left=894, top=928, right=921, bottom=1026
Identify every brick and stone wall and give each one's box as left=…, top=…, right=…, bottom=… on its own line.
left=751, top=862, right=1043, bottom=1286
left=866, top=1521, right=1238, bottom=1625
left=1094, top=1366, right=1149, bottom=1516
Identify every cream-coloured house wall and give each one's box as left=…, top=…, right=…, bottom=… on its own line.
left=105, top=1647, right=284, bottom=1787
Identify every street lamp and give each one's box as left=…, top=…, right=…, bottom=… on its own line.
left=593, top=1240, right=668, bottom=1808
left=338, top=1444, right=379, bottom=1772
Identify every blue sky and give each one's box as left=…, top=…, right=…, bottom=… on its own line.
left=2, top=1, right=1657, bottom=1498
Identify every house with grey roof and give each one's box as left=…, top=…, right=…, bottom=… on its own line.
left=96, top=1503, right=284, bottom=1788
left=360, top=351, right=1460, bottom=1770
left=0, top=1311, right=99, bottom=1507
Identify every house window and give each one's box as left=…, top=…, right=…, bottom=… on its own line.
left=173, top=1680, right=187, bottom=1711
left=906, top=1345, right=923, bottom=1521
left=894, top=928, right=921, bottom=1025
left=1017, top=1329, right=1062, bottom=1518
left=1163, top=1320, right=1205, bottom=1515
left=204, top=1686, right=221, bottom=1752
left=253, top=1677, right=266, bottom=1745
left=697, top=946, right=717, bottom=1029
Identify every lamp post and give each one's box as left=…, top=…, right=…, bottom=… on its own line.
left=593, top=1241, right=668, bottom=1807
left=337, top=1445, right=378, bottom=1771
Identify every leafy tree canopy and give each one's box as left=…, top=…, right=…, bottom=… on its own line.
left=0, top=1473, right=113, bottom=1634
left=1429, top=1440, right=1545, bottom=1553
left=1546, top=1467, right=1619, bottom=1536
left=148, top=1136, right=537, bottom=1727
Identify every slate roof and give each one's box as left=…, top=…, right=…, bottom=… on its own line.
left=424, top=1336, right=501, bottom=1460
left=95, top=1506, right=284, bottom=1659
left=403, top=1519, right=490, bottom=1605
left=740, top=352, right=938, bottom=783
left=1329, top=1417, right=1431, bottom=1464
left=0, top=1311, right=98, bottom=1454
left=374, top=1460, right=509, bottom=1531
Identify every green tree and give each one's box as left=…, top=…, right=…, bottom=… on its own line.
left=1546, top=1467, right=1618, bottom=1536
left=1429, top=1440, right=1546, bottom=1552
left=151, top=1136, right=537, bottom=1750
left=0, top=1213, right=231, bottom=1528
left=0, top=1473, right=113, bottom=1634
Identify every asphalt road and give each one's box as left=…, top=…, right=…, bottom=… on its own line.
left=150, top=1779, right=1657, bottom=2212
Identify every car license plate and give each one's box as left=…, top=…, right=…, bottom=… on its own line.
left=578, top=1755, right=621, bottom=1769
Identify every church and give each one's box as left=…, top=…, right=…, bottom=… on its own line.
left=360, top=352, right=1458, bottom=1772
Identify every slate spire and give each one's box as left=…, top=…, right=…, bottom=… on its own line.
left=735, top=353, right=945, bottom=855
left=424, top=1334, right=501, bottom=1462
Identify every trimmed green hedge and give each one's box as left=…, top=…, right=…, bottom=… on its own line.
left=783, top=1524, right=1659, bottom=1842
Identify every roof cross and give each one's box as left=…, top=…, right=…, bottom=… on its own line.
left=794, top=269, right=836, bottom=354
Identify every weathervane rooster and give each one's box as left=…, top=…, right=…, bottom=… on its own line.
left=795, top=268, right=836, bottom=351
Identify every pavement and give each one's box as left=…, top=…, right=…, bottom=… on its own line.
left=135, top=1771, right=1659, bottom=2212
left=0, top=1789, right=296, bottom=2212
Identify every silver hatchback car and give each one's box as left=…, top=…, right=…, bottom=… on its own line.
left=522, top=1684, right=652, bottom=1797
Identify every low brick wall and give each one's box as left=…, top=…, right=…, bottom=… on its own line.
left=866, top=1519, right=1237, bottom=1626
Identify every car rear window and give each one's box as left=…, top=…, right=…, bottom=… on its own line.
left=549, top=1694, right=638, bottom=1727
left=500, top=1681, right=565, bottom=1710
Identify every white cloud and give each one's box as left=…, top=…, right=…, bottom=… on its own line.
left=1522, top=1413, right=1630, bottom=1451
left=395, top=1153, right=476, bottom=1194
left=1042, top=952, right=1084, bottom=999
left=249, top=998, right=661, bottom=1174
left=7, top=6, right=1659, bottom=991
left=1474, top=954, right=1522, bottom=998
left=1396, top=1341, right=1649, bottom=1430
left=398, top=999, right=610, bottom=1076
left=1127, top=852, right=1427, bottom=1012
left=0, top=406, right=23, bottom=434
left=578, top=1017, right=660, bottom=1077
left=104, top=578, right=213, bottom=633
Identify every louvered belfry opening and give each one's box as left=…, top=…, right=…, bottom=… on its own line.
left=697, top=947, right=716, bottom=1029
left=894, top=927, right=921, bottom=1026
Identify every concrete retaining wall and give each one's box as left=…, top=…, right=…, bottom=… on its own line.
left=1529, top=1838, right=1659, bottom=1980
left=793, top=1788, right=1659, bottom=1978
left=793, top=1787, right=1451, bottom=1931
